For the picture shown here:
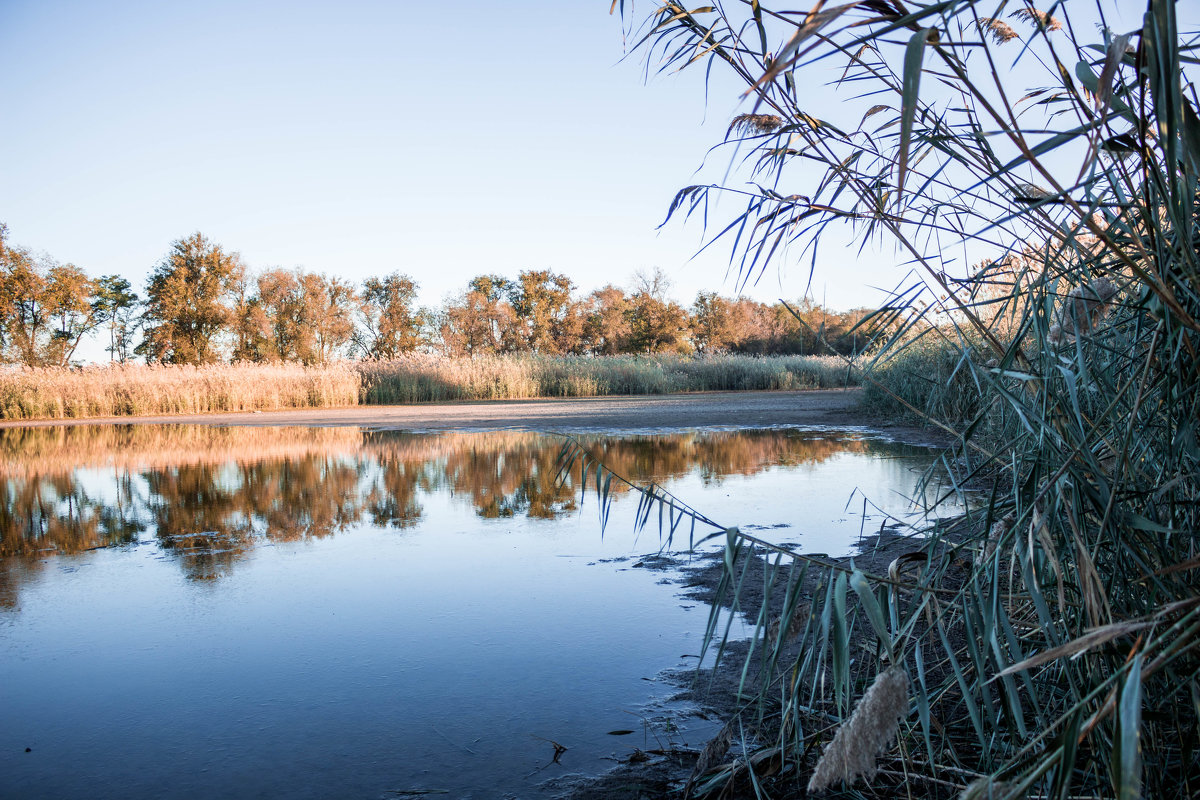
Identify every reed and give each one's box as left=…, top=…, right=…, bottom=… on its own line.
left=0, top=355, right=856, bottom=421
left=0, top=362, right=360, bottom=420
left=613, top=1, right=1200, bottom=798
left=359, top=353, right=854, bottom=404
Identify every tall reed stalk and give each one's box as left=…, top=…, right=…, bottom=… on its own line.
left=600, top=1, right=1200, bottom=797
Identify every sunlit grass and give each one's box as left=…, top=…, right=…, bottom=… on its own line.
left=0, top=355, right=858, bottom=420
left=359, top=353, right=855, bottom=404
left=0, top=362, right=360, bottom=420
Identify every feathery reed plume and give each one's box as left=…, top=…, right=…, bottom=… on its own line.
left=1047, top=278, right=1118, bottom=345
left=979, top=18, right=1018, bottom=44
left=1014, top=182, right=1051, bottom=200
left=807, top=666, right=909, bottom=793
left=727, top=113, right=784, bottom=138
left=1010, top=7, right=1062, bottom=32
left=960, top=777, right=1021, bottom=799
left=683, top=717, right=736, bottom=797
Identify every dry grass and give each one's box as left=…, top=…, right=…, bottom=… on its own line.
left=359, top=353, right=855, bottom=404
left=0, top=362, right=360, bottom=420
left=0, top=355, right=856, bottom=421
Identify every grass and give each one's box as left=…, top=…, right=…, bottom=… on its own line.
left=0, top=362, right=360, bottom=420
left=358, top=353, right=853, bottom=404
left=0, top=354, right=857, bottom=421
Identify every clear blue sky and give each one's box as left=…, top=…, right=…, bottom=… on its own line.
left=4, top=2, right=1165, bottom=320
left=2, top=0, right=896, bottom=315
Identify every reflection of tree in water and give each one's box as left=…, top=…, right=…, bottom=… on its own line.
left=145, top=465, right=255, bottom=580
left=0, top=473, right=143, bottom=557
left=0, top=472, right=144, bottom=607
left=1, top=426, right=910, bottom=592
left=146, top=455, right=366, bottom=579
left=439, top=438, right=577, bottom=519
left=365, top=451, right=424, bottom=529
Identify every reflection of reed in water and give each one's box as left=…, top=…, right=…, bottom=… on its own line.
left=0, top=424, right=364, bottom=478
left=0, top=427, right=903, bottom=591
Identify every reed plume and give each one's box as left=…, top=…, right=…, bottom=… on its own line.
left=806, top=666, right=909, bottom=793
left=979, top=18, right=1018, bottom=44
left=1010, top=7, right=1062, bottom=32
left=727, top=113, right=784, bottom=138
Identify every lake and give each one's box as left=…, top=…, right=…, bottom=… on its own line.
left=0, top=424, right=954, bottom=799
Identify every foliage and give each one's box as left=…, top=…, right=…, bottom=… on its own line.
left=140, top=232, right=244, bottom=364
left=94, top=275, right=140, bottom=363
left=0, top=236, right=101, bottom=367
left=0, top=223, right=876, bottom=365
left=601, top=0, right=1200, bottom=798
left=355, top=271, right=423, bottom=359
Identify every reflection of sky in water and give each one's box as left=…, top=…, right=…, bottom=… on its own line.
left=0, top=425, right=955, bottom=799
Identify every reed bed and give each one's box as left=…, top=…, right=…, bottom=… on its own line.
left=0, top=355, right=855, bottom=421
left=358, top=353, right=854, bottom=404
left=0, top=362, right=360, bottom=420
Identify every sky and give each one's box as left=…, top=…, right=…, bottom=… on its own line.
left=2, top=1, right=1176, bottom=333
left=0, top=0, right=895, bottom=320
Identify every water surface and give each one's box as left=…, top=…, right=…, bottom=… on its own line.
left=0, top=424, right=953, bottom=799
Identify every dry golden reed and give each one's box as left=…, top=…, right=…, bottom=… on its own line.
left=807, top=666, right=909, bottom=793
left=0, top=362, right=359, bottom=420
left=728, top=113, right=785, bottom=137
left=979, top=18, right=1018, bottom=44
left=1047, top=278, right=1118, bottom=345
left=0, top=355, right=855, bottom=421
left=1010, top=7, right=1062, bottom=32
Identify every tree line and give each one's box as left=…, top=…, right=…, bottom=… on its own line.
left=0, top=225, right=872, bottom=366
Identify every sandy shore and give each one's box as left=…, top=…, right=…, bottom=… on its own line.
left=0, top=388, right=865, bottom=432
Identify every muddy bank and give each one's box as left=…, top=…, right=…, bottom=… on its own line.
left=551, top=521, right=955, bottom=800
left=0, top=389, right=862, bottom=433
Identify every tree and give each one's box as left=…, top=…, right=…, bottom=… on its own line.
left=510, top=269, right=579, bottom=354
left=441, top=274, right=518, bottom=357
left=0, top=235, right=100, bottom=366
left=626, top=268, right=690, bottom=354
left=689, top=291, right=735, bottom=354
left=297, top=272, right=356, bottom=363
left=140, top=233, right=243, bottom=364
left=355, top=272, right=422, bottom=359
left=43, top=262, right=101, bottom=366
left=580, top=285, right=632, bottom=355
left=94, top=276, right=141, bottom=363
left=0, top=238, right=46, bottom=364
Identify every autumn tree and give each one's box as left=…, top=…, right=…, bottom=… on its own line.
left=140, top=233, right=244, bottom=364
left=94, top=276, right=140, bottom=363
left=626, top=268, right=690, bottom=354
left=441, top=274, right=518, bottom=357
left=580, top=285, right=632, bottom=355
left=43, top=262, right=101, bottom=366
left=689, top=291, right=737, bottom=354
left=355, top=272, right=422, bottom=359
left=230, top=270, right=270, bottom=362
left=0, top=235, right=46, bottom=364
left=297, top=272, right=356, bottom=363
left=510, top=269, right=580, bottom=354
left=0, top=231, right=100, bottom=366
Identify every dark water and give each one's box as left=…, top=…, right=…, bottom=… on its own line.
left=0, top=425, right=955, bottom=799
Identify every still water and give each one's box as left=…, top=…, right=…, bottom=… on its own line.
left=0, top=425, right=953, bottom=799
